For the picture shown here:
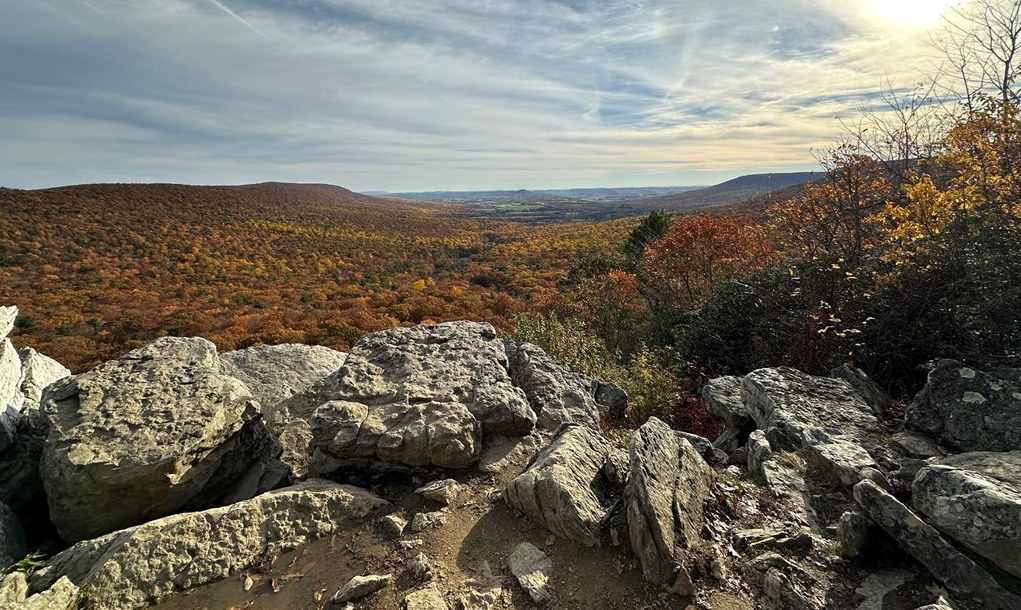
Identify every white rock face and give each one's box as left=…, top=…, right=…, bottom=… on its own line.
left=40, top=336, right=284, bottom=543
left=220, top=343, right=347, bottom=417
left=29, top=480, right=388, bottom=609
left=504, top=341, right=602, bottom=430
left=504, top=423, right=627, bottom=547
left=16, top=347, right=70, bottom=409
left=308, top=322, right=536, bottom=471
left=0, top=339, right=25, bottom=453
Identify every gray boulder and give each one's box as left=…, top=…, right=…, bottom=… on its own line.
left=830, top=363, right=891, bottom=416
left=0, top=336, right=24, bottom=453
left=891, top=431, right=947, bottom=459
left=508, top=542, right=552, bottom=604
left=29, top=480, right=388, bottom=609
left=626, top=417, right=714, bottom=588
left=938, top=450, right=1021, bottom=489
left=308, top=323, right=535, bottom=471
left=913, top=458, right=1021, bottom=578
left=0, top=501, right=26, bottom=570
left=16, top=347, right=70, bottom=409
left=505, top=341, right=602, bottom=430
left=853, top=479, right=1021, bottom=610
left=220, top=343, right=347, bottom=418
left=595, top=381, right=628, bottom=420
left=802, top=428, right=884, bottom=489
left=906, top=360, right=1021, bottom=452
left=746, top=429, right=773, bottom=475
left=675, top=431, right=728, bottom=465
left=742, top=367, right=881, bottom=449
left=40, top=337, right=284, bottom=543
left=702, top=376, right=750, bottom=426
left=504, top=423, right=626, bottom=547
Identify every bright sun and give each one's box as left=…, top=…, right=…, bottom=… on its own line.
left=863, top=0, right=968, bottom=27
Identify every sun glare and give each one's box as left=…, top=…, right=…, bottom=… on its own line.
left=863, top=0, right=967, bottom=27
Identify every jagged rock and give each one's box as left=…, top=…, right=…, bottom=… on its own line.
left=675, top=431, right=728, bottom=465
left=271, top=415, right=313, bottom=480
left=0, top=307, right=15, bottom=341
left=29, top=480, right=388, bottom=609
left=39, top=337, right=285, bottom=543
left=409, top=511, right=447, bottom=533
left=836, top=511, right=871, bottom=558
left=891, top=431, right=947, bottom=459
left=504, top=341, right=601, bottom=430
left=0, top=501, right=26, bottom=570
left=761, top=568, right=821, bottom=610
left=626, top=417, right=714, bottom=587
left=408, top=553, right=433, bottom=582
left=504, top=423, right=626, bottom=547
left=405, top=586, right=449, bottom=610
left=742, top=368, right=881, bottom=449
left=746, top=430, right=772, bottom=475
left=308, top=323, right=535, bottom=471
left=912, top=460, right=1021, bottom=578
left=478, top=433, right=544, bottom=475
left=595, top=381, right=628, bottom=420
left=830, top=363, right=890, bottom=416
left=702, top=376, right=750, bottom=426
left=906, top=360, right=1021, bottom=452
left=380, top=513, right=407, bottom=538
left=712, top=425, right=743, bottom=453
left=458, top=560, right=501, bottom=610
left=416, top=479, right=461, bottom=506
left=852, top=479, right=1021, bottom=610
left=802, top=428, right=884, bottom=489
left=331, top=573, right=391, bottom=603
left=509, top=542, right=552, bottom=604
left=220, top=343, right=347, bottom=418
left=0, top=571, right=28, bottom=604
left=14, top=576, right=79, bottom=610
left=16, top=348, right=70, bottom=409
left=0, top=336, right=24, bottom=454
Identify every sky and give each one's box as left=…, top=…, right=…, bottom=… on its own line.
left=0, top=0, right=968, bottom=191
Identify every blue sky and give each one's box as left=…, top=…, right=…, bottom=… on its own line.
left=0, top=0, right=962, bottom=191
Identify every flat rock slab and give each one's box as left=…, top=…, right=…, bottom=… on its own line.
left=29, top=480, right=388, bottom=609
left=308, top=322, right=536, bottom=471
left=937, top=450, right=1021, bottom=490
left=626, top=417, right=714, bottom=586
left=742, top=367, right=881, bottom=449
left=853, top=479, right=1021, bottom=610
left=913, top=461, right=1021, bottom=578
left=221, top=343, right=348, bottom=418
left=509, top=542, right=552, bottom=604
left=504, top=423, right=626, bottom=547
left=906, top=360, right=1021, bottom=452
left=40, top=336, right=282, bottom=543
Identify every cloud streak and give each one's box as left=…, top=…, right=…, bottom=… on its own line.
left=0, top=0, right=960, bottom=191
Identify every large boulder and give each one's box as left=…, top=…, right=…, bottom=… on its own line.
left=29, top=480, right=388, bottom=609
left=802, top=428, right=884, bottom=489
left=626, top=417, right=714, bottom=588
left=220, top=343, right=347, bottom=417
left=504, top=423, right=626, bottom=547
left=906, top=360, right=1021, bottom=452
left=912, top=455, right=1021, bottom=578
left=309, top=323, right=536, bottom=471
left=702, top=376, right=750, bottom=427
left=853, top=479, right=1021, bottom=610
left=40, top=337, right=284, bottom=543
left=741, top=367, right=881, bottom=449
left=504, top=341, right=602, bottom=430
left=16, top=347, right=70, bottom=409
left=830, top=363, right=891, bottom=416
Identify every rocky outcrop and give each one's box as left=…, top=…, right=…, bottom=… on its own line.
left=0, top=501, right=26, bottom=570
left=675, top=431, right=728, bottom=465
left=220, top=343, right=347, bottom=417
left=906, top=360, right=1021, bottom=452
left=504, top=424, right=626, bottom=547
left=742, top=367, right=881, bottom=449
left=830, top=363, right=890, bottom=416
left=912, top=459, right=1021, bottom=578
left=626, top=417, right=714, bottom=589
left=702, top=376, right=750, bottom=427
left=29, top=480, right=388, bottom=609
left=504, top=341, right=602, bottom=430
left=0, top=310, right=24, bottom=452
left=16, top=347, right=70, bottom=409
left=308, top=323, right=536, bottom=471
left=853, top=479, right=1021, bottom=610
left=802, top=428, right=884, bottom=489
left=40, top=337, right=284, bottom=543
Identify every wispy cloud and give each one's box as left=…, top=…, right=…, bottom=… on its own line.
left=0, top=0, right=958, bottom=190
